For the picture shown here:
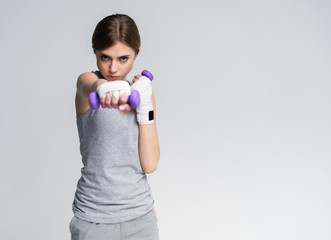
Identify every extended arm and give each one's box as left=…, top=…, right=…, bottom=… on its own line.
left=75, top=72, right=131, bottom=115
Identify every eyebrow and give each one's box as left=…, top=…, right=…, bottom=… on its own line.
left=98, top=52, right=131, bottom=58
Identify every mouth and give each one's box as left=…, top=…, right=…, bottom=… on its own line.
left=108, top=75, right=120, bottom=80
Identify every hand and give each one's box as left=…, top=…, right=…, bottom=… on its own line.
left=130, top=74, right=142, bottom=86
left=97, top=80, right=132, bottom=112
left=131, top=75, right=154, bottom=125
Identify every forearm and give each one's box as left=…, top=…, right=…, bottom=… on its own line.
left=139, top=123, right=160, bottom=173
left=138, top=93, right=160, bottom=174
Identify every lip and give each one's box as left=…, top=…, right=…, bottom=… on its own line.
left=108, top=75, right=120, bottom=80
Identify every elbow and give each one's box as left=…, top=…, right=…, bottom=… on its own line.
left=143, top=166, right=157, bottom=174
left=140, top=144, right=160, bottom=174
left=141, top=156, right=159, bottom=174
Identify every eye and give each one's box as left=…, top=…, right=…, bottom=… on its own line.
left=101, top=55, right=109, bottom=61
left=120, top=56, right=128, bottom=62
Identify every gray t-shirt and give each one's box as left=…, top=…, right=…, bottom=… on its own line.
left=72, top=72, right=154, bottom=223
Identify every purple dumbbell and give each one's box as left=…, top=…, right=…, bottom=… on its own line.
left=89, top=70, right=154, bottom=110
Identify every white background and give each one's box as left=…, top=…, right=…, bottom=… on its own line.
left=1, top=0, right=330, bottom=239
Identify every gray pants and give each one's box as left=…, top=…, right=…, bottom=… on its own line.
left=69, top=209, right=159, bottom=240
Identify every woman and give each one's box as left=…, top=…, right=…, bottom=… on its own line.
left=70, top=14, right=160, bottom=240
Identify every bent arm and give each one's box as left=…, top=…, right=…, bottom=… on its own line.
left=138, top=93, right=160, bottom=174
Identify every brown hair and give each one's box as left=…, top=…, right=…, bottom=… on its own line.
left=92, top=14, right=141, bottom=55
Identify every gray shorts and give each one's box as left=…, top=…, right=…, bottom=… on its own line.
left=69, top=209, right=159, bottom=240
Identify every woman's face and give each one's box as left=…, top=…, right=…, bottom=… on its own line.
left=95, top=41, right=136, bottom=81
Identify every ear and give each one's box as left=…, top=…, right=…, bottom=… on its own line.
left=136, top=47, right=141, bottom=56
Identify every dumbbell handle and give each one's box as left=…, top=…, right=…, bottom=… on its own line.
left=89, top=70, right=154, bottom=110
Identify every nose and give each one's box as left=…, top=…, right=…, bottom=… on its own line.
left=109, top=60, right=118, bottom=73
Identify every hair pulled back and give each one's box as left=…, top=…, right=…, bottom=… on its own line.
left=92, top=14, right=141, bottom=55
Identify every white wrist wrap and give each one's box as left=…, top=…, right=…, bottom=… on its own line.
left=96, top=81, right=131, bottom=99
left=131, top=76, right=154, bottom=125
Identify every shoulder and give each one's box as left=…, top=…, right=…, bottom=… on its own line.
left=76, top=72, right=100, bottom=92
left=75, top=72, right=99, bottom=115
left=77, top=72, right=99, bottom=83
